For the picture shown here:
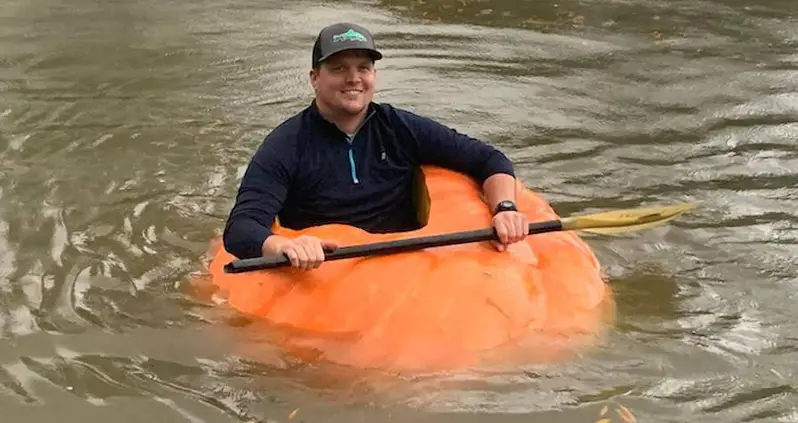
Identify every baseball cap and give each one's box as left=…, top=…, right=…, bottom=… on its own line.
left=311, top=22, right=383, bottom=68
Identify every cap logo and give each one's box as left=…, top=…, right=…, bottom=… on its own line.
left=332, top=29, right=368, bottom=43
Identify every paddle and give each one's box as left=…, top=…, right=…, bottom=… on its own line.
left=223, top=202, right=697, bottom=274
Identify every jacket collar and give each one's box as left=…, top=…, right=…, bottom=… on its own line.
left=307, top=99, right=377, bottom=135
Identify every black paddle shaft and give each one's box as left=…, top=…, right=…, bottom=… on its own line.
left=223, top=220, right=563, bottom=274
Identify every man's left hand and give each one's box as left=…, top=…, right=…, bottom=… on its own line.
left=491, top=210, right=529, bottom=252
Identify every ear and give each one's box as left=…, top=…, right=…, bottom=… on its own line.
left=309, top=69, right=318, bottom=90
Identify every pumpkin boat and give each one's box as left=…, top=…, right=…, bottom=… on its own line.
left=207, top=166, right=616, bottom=372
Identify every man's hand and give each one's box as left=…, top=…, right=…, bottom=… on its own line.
left=491, top=210, right=528, bottom=252
left=482, top=173, right=528, bottom=251
left=262, top=234, right=339, bottom=270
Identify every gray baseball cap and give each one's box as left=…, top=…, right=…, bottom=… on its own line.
left=312, top=23, right=383, bottom=68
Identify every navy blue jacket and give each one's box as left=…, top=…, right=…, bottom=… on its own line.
left=222, top=101, right=515, bottom=259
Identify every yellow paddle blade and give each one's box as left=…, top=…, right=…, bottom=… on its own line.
left=561, top=202, right=698, bottom=234
left=578, top=216, right=685, bottom=236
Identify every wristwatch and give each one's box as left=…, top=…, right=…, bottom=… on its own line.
left=493, top=200, right=517, bottom=216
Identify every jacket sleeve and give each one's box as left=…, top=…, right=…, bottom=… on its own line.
left=222, top=136, right=294, bottom=259
left=395, top=109, right=515, bottom=183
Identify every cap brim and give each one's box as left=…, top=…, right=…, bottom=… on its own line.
left=317, top=48, right=383, bottom=65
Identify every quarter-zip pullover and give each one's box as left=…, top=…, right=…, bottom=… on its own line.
left=223, top=100, right=515, bottom=259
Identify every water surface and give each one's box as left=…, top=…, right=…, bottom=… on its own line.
left=1, top=0, right=797, bottom=421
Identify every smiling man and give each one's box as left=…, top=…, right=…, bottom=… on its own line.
left=223, top=22, right=529, bottom=270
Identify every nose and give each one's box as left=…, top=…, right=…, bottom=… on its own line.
left=344, top=67, right=361, bottom=83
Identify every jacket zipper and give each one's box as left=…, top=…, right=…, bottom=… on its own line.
left=347, top=138, right=359, bottom=184
left=344, top=110, right=376, bottom=185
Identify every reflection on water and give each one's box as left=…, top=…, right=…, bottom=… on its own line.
left=1, top=0, right=797, bottom=421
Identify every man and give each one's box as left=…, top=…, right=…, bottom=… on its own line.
left=223, top=22, right=529, bottom=270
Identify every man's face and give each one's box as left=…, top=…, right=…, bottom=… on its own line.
left=310, top=50, right=376, bottom=117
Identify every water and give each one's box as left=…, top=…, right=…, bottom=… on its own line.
left=1, top=0, right=797, bottom=421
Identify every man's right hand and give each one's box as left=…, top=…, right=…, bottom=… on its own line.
left=262, top=234, right=339, bottom=270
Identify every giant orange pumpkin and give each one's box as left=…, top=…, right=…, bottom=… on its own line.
left=208, top=166, right=615, bottom=372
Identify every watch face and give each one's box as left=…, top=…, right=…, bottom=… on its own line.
left=496, top=201, right=517, bottom=214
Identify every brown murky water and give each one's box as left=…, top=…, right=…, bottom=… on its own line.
left=2, top=0, right=797, bottom=421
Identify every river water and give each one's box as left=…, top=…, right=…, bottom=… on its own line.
left=1, top=0, right=797, bottom=421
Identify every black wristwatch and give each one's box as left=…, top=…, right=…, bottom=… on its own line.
left=493, top=200, right=517, bottom=216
